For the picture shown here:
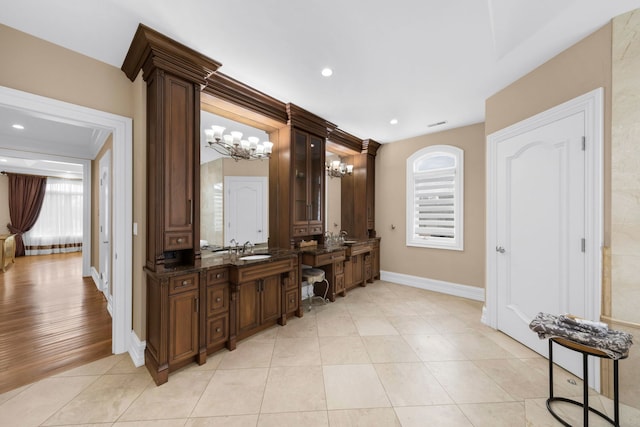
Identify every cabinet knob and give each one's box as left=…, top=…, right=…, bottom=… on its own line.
left=216, top=297, right=221, bottom=302
left=182, top=280, right=188, bottom=286
left=216, top=273, right=223, bottom=279
left=177, top=238, right=184, bottom=243
left=290, top=299, right=294, bottom=303
left=216, top=327, right=221, bottom=333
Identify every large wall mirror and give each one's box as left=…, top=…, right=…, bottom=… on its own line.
left=325, top=151, right=342, bottom=236
left=200, top=110, right=270, bottom=250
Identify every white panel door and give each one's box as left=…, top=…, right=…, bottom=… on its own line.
left=99, top=150, right=112, bottom=311
left=224, top=176, right=268, bottom=245
left=496, top=112, right=585, bottom=377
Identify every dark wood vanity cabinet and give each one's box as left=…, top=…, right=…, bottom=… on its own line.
left=145, top=270, right=202, bottom=385
left=301, top=249, right=346, bottom=302
left=236, top=276, right=281, bottom=338
left=343, top=242, right=373, bottom=290
left=230, top=257, right=298, bottom=341
left=145, top=70, right=201, bottom=272
left=292, top=129, right=325, bottom=237
left=204, top=268, right=230, bottom=351
left=169, top=283, right=199, bottom=366
left=341, top=141, right=380, bottom=240
left=270, top=104, right=336, bottom=248
left=371, top=238, right=381, bottom=280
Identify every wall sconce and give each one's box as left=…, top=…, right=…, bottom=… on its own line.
left=326, top=160, right=353, bottom=178
left=205, top=125, right=273, bottom=161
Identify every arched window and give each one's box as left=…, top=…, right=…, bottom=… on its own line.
left=406, top=145, right=463, bottom=250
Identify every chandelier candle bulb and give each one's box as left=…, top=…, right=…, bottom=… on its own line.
left=205, top=125, right=274, bottom=161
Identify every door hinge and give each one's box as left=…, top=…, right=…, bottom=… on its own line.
left=581, top=238, right=586, bottom=253
left=581, top=136, right=586, bottom=151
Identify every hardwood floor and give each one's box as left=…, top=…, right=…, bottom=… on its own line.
left=0, top=252, right=112, bottom=394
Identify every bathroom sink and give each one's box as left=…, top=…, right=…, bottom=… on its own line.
left=343, top=240, right=358, bottom=244
left=239, top=254, right=272, bottom=261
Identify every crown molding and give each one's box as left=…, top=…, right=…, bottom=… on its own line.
left=121, top=24, right=221, bottom=84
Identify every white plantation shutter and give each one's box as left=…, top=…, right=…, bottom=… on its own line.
left=406, top=146, right=463, bottom=250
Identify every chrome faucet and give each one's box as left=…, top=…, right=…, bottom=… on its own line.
left=229, top=239, right=239, bottom=255
left=242, top=241, right=253, bottom=254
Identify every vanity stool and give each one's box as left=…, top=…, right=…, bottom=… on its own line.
left=547, top=337, right=627, bottom=427
left=301, top=267, right=329, bottom=311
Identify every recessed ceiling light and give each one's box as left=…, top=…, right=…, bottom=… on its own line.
left=12, top=124, right=24, bottom=130
left=321, top=68, right=333, bottom=77
left=390, top=118, right=398, bottom=125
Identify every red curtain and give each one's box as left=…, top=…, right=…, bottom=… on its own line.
left=6, top=173, right=47, bottom=257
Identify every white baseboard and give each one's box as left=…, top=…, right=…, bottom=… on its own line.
left=128, top=330, right=146, bottom=368
left=91, top=266, right=101, bottom=291
left=380, top=270, right=485, bottom=302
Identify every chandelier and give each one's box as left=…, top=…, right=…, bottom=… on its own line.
left=326, top=160, right=353, bottom=178
left=205, top=125, right=273, bottom=161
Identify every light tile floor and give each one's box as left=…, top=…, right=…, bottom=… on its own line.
left=1, top=280, right=639, bottom=426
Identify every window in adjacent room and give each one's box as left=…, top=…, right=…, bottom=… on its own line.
left=406, top=145, right=463, bottom=250
left=23, top=177, right=83, bottom=255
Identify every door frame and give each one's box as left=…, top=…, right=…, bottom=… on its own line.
left=484, top=88, right=604, bottom=384
left=0, top=85, right=133, bottom=356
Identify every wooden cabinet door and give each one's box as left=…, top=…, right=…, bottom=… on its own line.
left=260, top=275, right=281, bottom=324
left=344, top=258, right=353, bottom=289
left=169, top=289, right=198, bottom=365
left=238, top=281, right=260, bottom=335
left=352, top=254, right=363, bottom=285
left=163, top=74, right=194, bottom=249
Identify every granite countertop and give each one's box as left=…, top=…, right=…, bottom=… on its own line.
left=200, top=247, right=298, bottom=269
left=299, top=245, right=347, bottom=255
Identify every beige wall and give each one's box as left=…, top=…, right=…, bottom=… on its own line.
left=376, top=123, right=486, bottom=288
left=0, top=174, right=8, bottom=234
left=0, top=24, right=146, bottom=338
left=0, top=24, right=132, bottom=117
left=485, top=23, right=613, bottom=246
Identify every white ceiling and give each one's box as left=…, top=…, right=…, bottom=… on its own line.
left=1, top=0, right=640, bottom=150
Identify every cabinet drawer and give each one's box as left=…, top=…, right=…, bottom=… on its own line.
left=206, top=315, right=228, bottom=347
left=232, top=258, right=296, bottom=283
left=285, top=269, right=298, bottom=290
left=164, top=232, right=192, bottom=250
left=169, top=273, right=198, bottom=295
left=293, top=225, right=308, bottom=236
left=207, top=285, right=229, bottom=316
left=308, top=225, right=323, bottom=234
left=315, top=250, right=345, bottom=265
left=284, top=288, right=298, bottom=313
left=207, top=268, right=228, bottom=286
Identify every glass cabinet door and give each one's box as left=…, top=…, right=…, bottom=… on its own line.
left=308, top=134, right=324, bottom=224
left=293, top=130, right=309, bottom=224
left=292, top=129, right=325, bottom=227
